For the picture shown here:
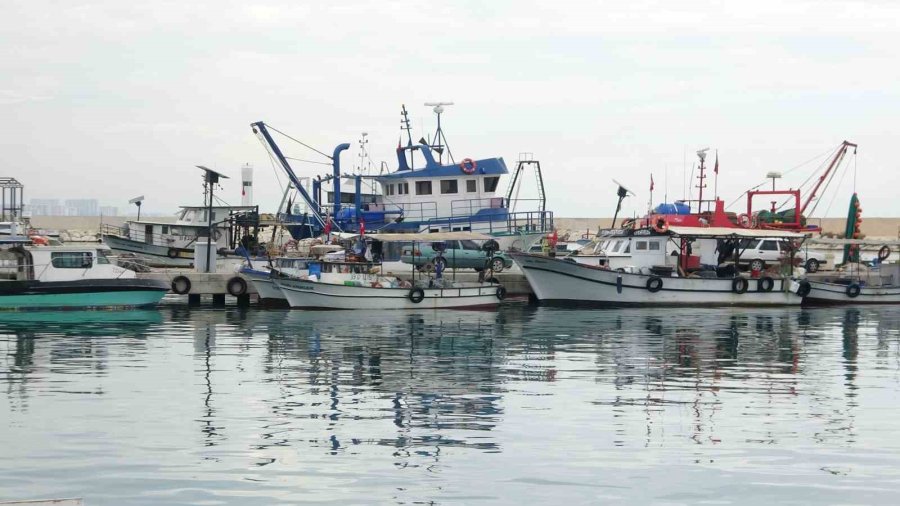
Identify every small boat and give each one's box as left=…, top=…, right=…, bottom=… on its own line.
left=101, top=167, right=264, bottom=267
left=511, top=226, right=808, bottom=307
left=272, top=232, right=506, bottom=310
left=240, top=256, right=311, bottom=305
left=0, top=237, right=169, bottom=310
left=803, top=238, right=900, bottom=304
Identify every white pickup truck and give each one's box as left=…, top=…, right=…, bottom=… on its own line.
left=739, top=239, right=828, bottom=273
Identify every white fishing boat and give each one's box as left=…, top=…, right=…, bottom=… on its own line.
left=272, top=232, right=505, bottom=310
left=240, top=256, right=311, bottom=304
left=803, top=238, right=900, bottom=304
left=0, top=237, right=169, bottom=310
left=511, top=226, right=808, bottom=307
left=101, top=167, right=264, bottom=267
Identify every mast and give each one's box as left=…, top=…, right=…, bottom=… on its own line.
left=695, top=148, right=709, bottom=213
left=425, top=102, right=454, bottom=165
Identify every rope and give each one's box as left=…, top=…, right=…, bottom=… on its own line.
left=256, top=136, right=285, bottom=194
left=267, top=124, right=333, bottom=160
left=819, top=154, right=851, bottom=218
left=286, top=156, right=332, bottom=166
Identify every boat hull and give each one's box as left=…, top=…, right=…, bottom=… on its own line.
left=0, top=279, right=170, bottom=310
left=241, top=268, right=287, bottom=303
left=804, top=280, right=900, bottom=304
left=102, top=234, right=194, bottom=268
left=510, top=253, right=802, bottom=306
left=274, top=277, right=502, bottom=310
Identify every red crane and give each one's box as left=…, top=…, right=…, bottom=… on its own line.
left=800, top=140, right=858, bottom=215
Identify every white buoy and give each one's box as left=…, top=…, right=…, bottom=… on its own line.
left=241, top=164, right=253, bottom=206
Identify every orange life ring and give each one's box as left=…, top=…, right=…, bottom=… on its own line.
left=30, top=235, right=49, bottom=246
left=460, top=158, right=477, bottom=174
left=652, top=217, right=669, bottom=234
left=737, top=213, right=752, bottom=228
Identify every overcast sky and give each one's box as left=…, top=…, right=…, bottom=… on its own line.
left=2, top=0, right=898, bottom=219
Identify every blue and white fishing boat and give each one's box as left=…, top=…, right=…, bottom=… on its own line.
left=0, top=237, right=169, bottom=310
left=252, top=104, right=553, bottom=253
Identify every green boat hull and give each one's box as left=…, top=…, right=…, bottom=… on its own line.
left=0, top=279, right=169, bottom=310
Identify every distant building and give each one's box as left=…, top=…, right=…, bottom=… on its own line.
left=64, top=199, right=99, bottom=216
left=29, top=198, right=65, bottom=216
left=99, top=206, right=118, bottom=217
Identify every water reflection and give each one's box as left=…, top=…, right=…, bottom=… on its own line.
left=3, top=305, right=900, bottom=503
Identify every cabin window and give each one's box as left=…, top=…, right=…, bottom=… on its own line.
left=484, top=176, right=500, bottom=192
left=161, top=225, right=169, bottom=234
left=415, top=181, right=432, bottom=195
left=466, top=180, right=477, bottom=192
left=398, top=182, right=409, bottom=195
left=385, top=184, right=394, bottom=196
left=96, top=249, right=111, bottom=264
left=648, top=241, right=661, bottom=251
left=635, top=241, right=648, bottom=251
left=440, top=180, right=459, bottom=194
left=51, top=252, right=93, bottom=269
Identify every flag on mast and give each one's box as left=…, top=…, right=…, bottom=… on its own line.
left=714, top=151, right=719, bottom=175
left=650, top=174, right=655, bottom=192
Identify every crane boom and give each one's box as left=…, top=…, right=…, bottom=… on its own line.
left=251, top=121, right=328, bottom=229
left=801, top=140, right=857, bottom=215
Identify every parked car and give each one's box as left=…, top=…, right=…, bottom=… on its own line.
left=400, top=240, right=512, bottom=272
left=738, top=239, right=827, bottom=273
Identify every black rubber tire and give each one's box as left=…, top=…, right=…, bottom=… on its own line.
left=879, top=246, right=891, bottom=262
left=732, top=277, right=749, bottom=294
left=749, top=259, right=765, bottom=272
left=496, top=286, right=507, bottom=300
left=408, top=288, right=425, bottom=304
left=797, top=280, right=812, bottom=297
left=167, top=248, right=179, bottom=259
left=171, top=275, right=191, bottom=295
left=490, top=257, right=505, bottom=273
left=757, top=276, right=775, bottom=292
left=805, top=258, right=820, bottom=273
left=846, top=283, right=861, bottom=298
left=482, top=239, right=500, bottom=253
left=646, top=276, right=663, bottom=293
left=227, top=276, right=247, bottom=296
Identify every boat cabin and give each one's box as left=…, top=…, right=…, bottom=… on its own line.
left=0, top=244, right=133, bottom=282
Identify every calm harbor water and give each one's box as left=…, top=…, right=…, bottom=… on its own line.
left=2, top=301, right=900, bottom=504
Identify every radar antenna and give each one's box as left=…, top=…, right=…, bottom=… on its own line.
left=424, top=101, right=454, bottom=164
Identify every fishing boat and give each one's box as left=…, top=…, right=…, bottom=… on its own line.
left=252, top=103, right=553, bottom=254
left=272, top=232, right=506, bottom=310
left=510, top=226, right=808, bottom=307
left=101, top=167, right=263, bottom=267
left=240, top=256, right=311, bottom=305
left=0, top=237, right=169, bottom=310
left=802, top=237, right=900, bottom=304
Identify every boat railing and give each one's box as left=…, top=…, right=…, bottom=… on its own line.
left=376, top=201, right=438, bottom=222
left=100, top=223, right=199, bottom=249
left=423, top=209, right=554, bottom=235
left=450, top=197, right=507, bottom=217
